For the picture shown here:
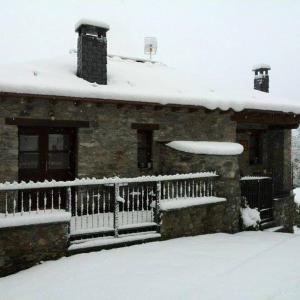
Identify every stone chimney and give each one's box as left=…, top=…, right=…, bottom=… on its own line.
left=252, top=64, right=271, bottom=93
left=75, top=20, right=110, bottom=85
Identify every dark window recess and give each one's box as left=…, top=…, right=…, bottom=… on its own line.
left=249, top=132, right=263, bottom=165
left=137, top=129, right=153, bottom=169
left=19, top=135, right=40, bottom=169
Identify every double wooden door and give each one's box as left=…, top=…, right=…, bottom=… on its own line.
left=18, top=127, right=76, bottom=183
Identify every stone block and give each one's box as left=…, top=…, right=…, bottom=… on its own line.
left=0, top=222, right=69, bottom=277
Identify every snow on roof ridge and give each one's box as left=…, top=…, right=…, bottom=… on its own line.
left=0, top=54, right=299, bottom=114
left=108, top=54, right=161, bottom=65
left=75, top=18, right=110, bottom=31
left=252, top=64, right=271, bottom=71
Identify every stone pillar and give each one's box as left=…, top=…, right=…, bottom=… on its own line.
left=273, top=194, right=295, bottom=232
left=0, top=122, right=18, bottom=212
left=158, top=145, right=241, bottom=233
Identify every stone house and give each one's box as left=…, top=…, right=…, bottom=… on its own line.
left=0, top=19, right=299, bottom=234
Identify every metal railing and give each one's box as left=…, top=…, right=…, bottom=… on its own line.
left=240, top=176, right=273, bottom=222
left=0, top=172, right=218, bottom=236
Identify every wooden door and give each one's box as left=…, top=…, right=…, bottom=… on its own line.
left=19, top=127, right=76, bottom=183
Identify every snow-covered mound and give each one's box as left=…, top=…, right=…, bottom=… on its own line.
left=240, top=205, right=261, bottom=228
left=0, top=53, right=299, bottom=113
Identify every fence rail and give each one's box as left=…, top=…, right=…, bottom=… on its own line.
left=0, top=172, right=218, bottom=236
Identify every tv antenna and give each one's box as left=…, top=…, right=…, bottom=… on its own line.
left=144, top=37, right=157, bottom=61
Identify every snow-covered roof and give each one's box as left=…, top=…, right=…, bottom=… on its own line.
left=166, top=141, right=244, bottom=155
left=75, top=19, right=110, bottom=31
left=0, top=53, right=299, bottom=113
left=252, top=64, right=271, bottom=71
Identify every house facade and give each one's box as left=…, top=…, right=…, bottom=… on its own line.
left=0, top=20, right=298, bottom=232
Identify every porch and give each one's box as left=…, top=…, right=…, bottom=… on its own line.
left=0, top=172, right=219, bottom=249
left=236, top=111, right=295, bottom=229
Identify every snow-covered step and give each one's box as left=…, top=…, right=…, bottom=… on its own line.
left=263, top=226, right=284, bottom=232
left=70, top=222, right=159, bottom=241
left=68, top=231, right=161, bottom=255
left=260, top=220, right=276, bottom=230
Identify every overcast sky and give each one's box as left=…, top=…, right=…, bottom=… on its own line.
left=0, top=0, right=299, bottom=99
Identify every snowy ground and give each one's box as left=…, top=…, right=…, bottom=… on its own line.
left=1, top=232, right=300, bottom=300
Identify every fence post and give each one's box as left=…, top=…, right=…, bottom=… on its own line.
left=67, top=187, right=72, bottom=212
left=155, top=181, right=161, bottom=225
left=114, top=183, right=120, bottom=238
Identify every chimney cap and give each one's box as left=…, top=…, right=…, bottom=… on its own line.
left=252, top=64, right=271, bottom=71
left=75, top=19, right=110, bottom=32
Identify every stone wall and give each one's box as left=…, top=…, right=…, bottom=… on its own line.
left=0, top=96, right=235, bottom=181
left=160, top=201, right=227, bottom=239
left=158, top=146, right=241, bottom=233
left=273, top=194, right=296, bottom=233
left=0, top=221, right=69, bottom=277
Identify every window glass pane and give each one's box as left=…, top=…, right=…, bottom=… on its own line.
left=48, top=134, right=70, bottom=151
left=19, top=153, right=39, bottom=169
left=48, top=153, right=70, bottom=169
left=20, top=135, right=39, bottom=151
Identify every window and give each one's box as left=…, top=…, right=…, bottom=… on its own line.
left=249, top=131, right=263, bottom=165
left=48, top=134, right=71, bottom=170
left=137, top=129, right=153, bottom=169
left=19, top=135, right=40, bottom=169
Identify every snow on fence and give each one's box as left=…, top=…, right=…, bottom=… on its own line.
left=0, top=172, right=218, bottom=235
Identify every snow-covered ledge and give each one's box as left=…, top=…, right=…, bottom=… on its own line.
left=159, top=197, right=226, bottom=211
left=166, top=141, right=244, bottom=155
left=0, top=210, right=71, bottom=229
left=159, top=196, right=228, bottom=240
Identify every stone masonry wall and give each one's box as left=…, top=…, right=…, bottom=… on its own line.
left=0, top=221, right=69, bottom=277
left=159, top=146, right=241, bottom=233
left=273, top=194, right=295, bottom=233
left=0, top=96, right=236, bottom=181
left=160, top=202, right=227, bottom=239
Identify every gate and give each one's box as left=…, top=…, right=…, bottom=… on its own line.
left=240, top=177, right=273, bottom=222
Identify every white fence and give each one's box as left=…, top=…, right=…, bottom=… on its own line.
left=0, top=172, right=218, bottom=236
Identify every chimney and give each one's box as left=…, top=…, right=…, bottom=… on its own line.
left=75, top=20, right=110, bottom=85
left=252, top=64, right=271, bottom=93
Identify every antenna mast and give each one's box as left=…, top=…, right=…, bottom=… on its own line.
left=144, top=37, right=157, bottom=61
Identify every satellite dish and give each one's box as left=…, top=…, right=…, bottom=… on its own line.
left=144, top=37, right=157, bottom=61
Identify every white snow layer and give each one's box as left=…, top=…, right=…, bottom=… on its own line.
left=0, top=172, right=217, bottom=191
left=294, top=188, right=300, bottom=205
left=1, top=232, right=300, bottom=300
left=252, top=63, right=271, bottom=71
left=69, top=232, right=160, bottom=251
left=240, top=206, right=261, bottom=228
left=158, top=196, right=226, bottom=211
left=0, top=210, right=71, bottom=228
left=166, top=141, right=243, bottom=155
left=241, top=176, right=271, bottom=180
left=0, top=53, right=299, bottom=113
left=75, top=19, right=110, bottom=31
